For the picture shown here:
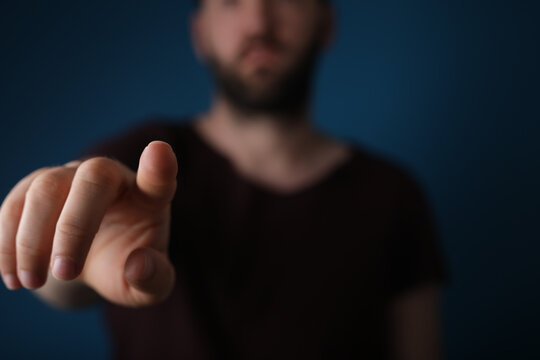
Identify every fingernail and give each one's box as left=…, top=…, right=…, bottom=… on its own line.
left=2, top=274, right=20, bottom=290
left=19, top=270, right=40, bottom=289
left=125, top=250, right=154, bottom=281
left=52, top=256, right=77, bottom=280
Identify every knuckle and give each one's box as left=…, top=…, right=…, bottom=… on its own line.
left=55, top=220, right=89, bottom=244
left=0, top=170, right=53, bottom=221
left=77, top=157, right=121, bottom=191
left=27, top=170, right=69, bottom=202
left=23, top=166, right=53, bottom=182
left=0, top=242, right=14, bottom=257
left=0, top=197, right=23, bottom=226
left=16, top=239, right=45, bottom=258
left=64, top=160, right=82, bottom=168
left=0, top=224, right=15, bottom=255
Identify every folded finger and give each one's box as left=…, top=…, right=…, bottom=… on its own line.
left=51, top=157, right=130, bottom=281
left=16, top=167, right=76, bottom=289
left=0, top=168, right=50, bottom=290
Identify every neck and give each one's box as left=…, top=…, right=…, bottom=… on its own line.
left=194, top=96, right=350, bottom=193
left=201, top=95, right=315, bottom=163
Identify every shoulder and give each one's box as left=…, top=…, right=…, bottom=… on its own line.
left=343, top=142, right=426, bottom=203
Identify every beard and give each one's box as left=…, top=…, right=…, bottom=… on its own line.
left=206, top=34, right=322, bottom=120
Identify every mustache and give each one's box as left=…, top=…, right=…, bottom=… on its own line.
left=238, top=36, right=285, bottom=59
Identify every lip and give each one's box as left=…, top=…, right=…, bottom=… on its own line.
left=242, top=47, right=280, bottom=67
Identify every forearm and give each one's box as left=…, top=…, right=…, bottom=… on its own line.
left=389, top=284, right=443, bottom=360
left=33, top=271, right=102, bottom=310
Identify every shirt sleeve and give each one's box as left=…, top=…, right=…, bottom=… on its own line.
left=385, top=173, right=449, bottom=298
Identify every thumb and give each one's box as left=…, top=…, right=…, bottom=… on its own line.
left=135, top=141, right=178, bottom=209
left=124, top=248, right=176, bottom=305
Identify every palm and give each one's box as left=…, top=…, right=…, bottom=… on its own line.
left=81, top=192, right=172, bottom=306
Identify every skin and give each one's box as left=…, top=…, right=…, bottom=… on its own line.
left=0, top=142, right=177, bottom=307
left=0, top=0, right=443, bottom=357
left=192, top=0, right=349, bottom=193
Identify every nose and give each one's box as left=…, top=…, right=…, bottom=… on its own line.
left=243, top=0, right=274, bottom=37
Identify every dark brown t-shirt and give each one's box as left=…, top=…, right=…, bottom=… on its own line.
left=85, top=119, right=447, bottom=360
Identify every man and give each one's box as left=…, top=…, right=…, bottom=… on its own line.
left=0, top=0, right=446, bottom=359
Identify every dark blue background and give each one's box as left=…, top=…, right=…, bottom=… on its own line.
left=1, top=1, right=539, bottom=359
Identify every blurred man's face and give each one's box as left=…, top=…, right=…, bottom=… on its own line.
left=193, top=0, right=332, bottom=116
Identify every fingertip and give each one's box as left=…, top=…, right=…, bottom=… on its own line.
left=2, top=273, right=22, bottom=290
left=136, top=141, right=178, bottom=207
left=124, top=248, right=175, bottom=305
left=52, top=256, right=78, bottom=281
left=140, top=141, right=178, bottom=181
left=146, top=140, right=173, bottom=151
left=124, top=249, right=154, bottom=283
left=18, top=270, right=44, bottom=289
left=143, top=140, right=178, bottom=169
